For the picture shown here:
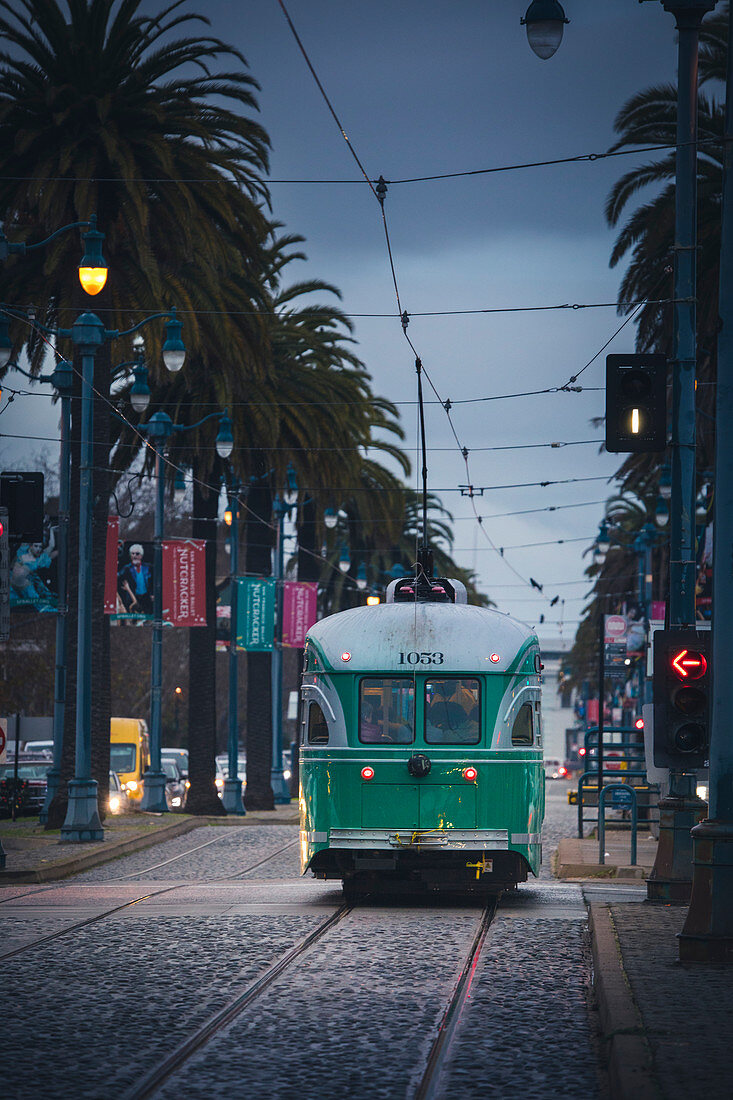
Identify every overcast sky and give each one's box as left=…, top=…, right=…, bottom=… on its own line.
left=2, top=0, right=718, bottom=646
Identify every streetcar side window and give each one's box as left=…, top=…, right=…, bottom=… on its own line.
left=359, top=679, right=415, bottom=744
left=511, top=703, right=534, bottom=746
left=424, top=678, right=481, bottom=744
left=307, top=702, right=329, bottom=745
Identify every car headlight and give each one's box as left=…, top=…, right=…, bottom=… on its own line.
left=283, top=769, right=291, bottom=781
left=185, top=779, right=190, bottom=789
left=124, top=780, right=138, bottom=792
left=215, top=777, right=224, bottom=789
left=109, top=795, right=121, bottom=812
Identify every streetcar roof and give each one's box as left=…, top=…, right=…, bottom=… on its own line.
left=305, top=602, right=538, bottom=673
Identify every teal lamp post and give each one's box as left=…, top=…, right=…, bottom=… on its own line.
left=55, top=305, right=185, bottom=839
left=139, top=408, right=232, bottom=813
left=222, top=470, right=245, bottom=815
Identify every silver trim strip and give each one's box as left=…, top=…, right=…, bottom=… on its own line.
left=328, top=828, right=509, bottom=852
left=503, top=684, right=540, bottom=723
left=306, top=831, right=328, bottom=843
left=510, top=832, right=542, bottom=845
left=300, top=683, right=335, bottom=723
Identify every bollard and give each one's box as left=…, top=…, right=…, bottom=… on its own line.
left=598, top=784, right=638, bottom=867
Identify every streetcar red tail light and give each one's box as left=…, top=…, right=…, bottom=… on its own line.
left=361, top=766, right=374, bottom=781
left=489, top=653, right=500, bottom=663
left=558, top=766, right=568, bottom=778
left=341, top=651, right=351, bottom=662
left=462, top=766, right=478, bottom=782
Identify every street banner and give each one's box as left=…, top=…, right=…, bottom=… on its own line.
left=162, top=539, right=206, bottom=627
left=9, top=514, right=60, bottom=614
left=282, top=582, right=318, bottom=648
left=103, top=516, right=119, bottom=612
left=236, top=577, right=275, bottom=650
left=110, top=539, right=155, bottom=620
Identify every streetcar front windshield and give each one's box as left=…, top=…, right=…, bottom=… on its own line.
left=359, top=679, right=415, bottom=744
left=424, top=678, right=481, bottom=744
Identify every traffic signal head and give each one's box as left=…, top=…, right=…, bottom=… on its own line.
left=653, top=628, right=710, bottom=769
left=606, top=354, right=667, bottom=453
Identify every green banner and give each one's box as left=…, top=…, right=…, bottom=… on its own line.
left=236, top=577, right=275, bottom=650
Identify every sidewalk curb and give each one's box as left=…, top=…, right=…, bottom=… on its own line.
left=0, top=810, right=297, bottom=883
left=0, top=817, right=206, bottom=883
left=588, top=903, right=660, bottom=1100
left=557, top=838, right=651, bottom=880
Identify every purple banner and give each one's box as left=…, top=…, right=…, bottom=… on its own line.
left=281, top=582, right=318, bottom=648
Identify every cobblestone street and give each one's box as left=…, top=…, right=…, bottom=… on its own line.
left=0, top=783, right=606, bottom=1099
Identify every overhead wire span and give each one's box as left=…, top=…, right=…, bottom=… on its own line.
left=276, top=0, right=631, bottom=604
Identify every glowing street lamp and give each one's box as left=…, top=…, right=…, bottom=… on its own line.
left=77, top=215, right=108, bottom=296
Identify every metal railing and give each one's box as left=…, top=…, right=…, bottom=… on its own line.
left=575, top=727, right=658, bottom=839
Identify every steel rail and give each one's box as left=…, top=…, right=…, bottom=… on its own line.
left=0, top=835, right=300, bottom=957
left=126, top=903, right=352, bottom=1100
left=414, top=899, right=498, bottom=1100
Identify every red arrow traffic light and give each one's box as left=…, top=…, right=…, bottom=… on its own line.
left=671, top=649, right=707, bottom=680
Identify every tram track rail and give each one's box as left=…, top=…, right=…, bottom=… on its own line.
left=0, top=834, right=301, bottom=962
left=126, top=903, right=352, bottom=1100
left=414, top=898, right=498, bottom=1100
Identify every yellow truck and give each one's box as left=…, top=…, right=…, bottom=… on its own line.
left=110, top=718, right=149, bottom=804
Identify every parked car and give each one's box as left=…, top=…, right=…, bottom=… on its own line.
left=162, top=759, right=187, bottom=810
left=0, top=757, right=50, bottom=816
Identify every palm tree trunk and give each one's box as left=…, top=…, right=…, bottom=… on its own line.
left=186, top=467, right=225, bottom=815
left=244, top=477, right=274, bottom=810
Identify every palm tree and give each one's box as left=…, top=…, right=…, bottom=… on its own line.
left=603, top=4, right=726, bottom=499
left=0, top=0, right=272, bottom=823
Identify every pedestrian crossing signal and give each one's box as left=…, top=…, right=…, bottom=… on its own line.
left=605, top=354, right=667, bottom=453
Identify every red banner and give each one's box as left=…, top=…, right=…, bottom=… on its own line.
left=162, top=539, right=207, bottom=626
left=104, top=516, right=120, bottom=613
left=281, top=581, right=318, bottom=647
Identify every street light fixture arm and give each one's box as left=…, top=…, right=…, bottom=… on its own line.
left=0, top=218, right=92, bottom=259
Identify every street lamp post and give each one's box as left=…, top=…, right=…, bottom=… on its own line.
left=270, top=492, right=292, bottom=804
left=222, top=471, right=245, bottom=815
left=139, top=409, right=233, bottom=813
left=679, top=0, right=733, bottom=961
left=54, top=305, right=185, bottom=839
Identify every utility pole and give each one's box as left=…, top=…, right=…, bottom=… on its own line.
left=678, top=0, right=733, bottom=961
left=644, top=0, right=715, bottom=903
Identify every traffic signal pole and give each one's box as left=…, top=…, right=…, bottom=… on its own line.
left=645, top=0, right=714, bottom=903
left=678, top=0, right=733, bottom=962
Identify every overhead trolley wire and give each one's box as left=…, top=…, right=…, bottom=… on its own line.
left=276, top=0, right=627, bottom=603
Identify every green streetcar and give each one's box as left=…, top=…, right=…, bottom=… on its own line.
left=299, top=572, right=545, bottom=898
